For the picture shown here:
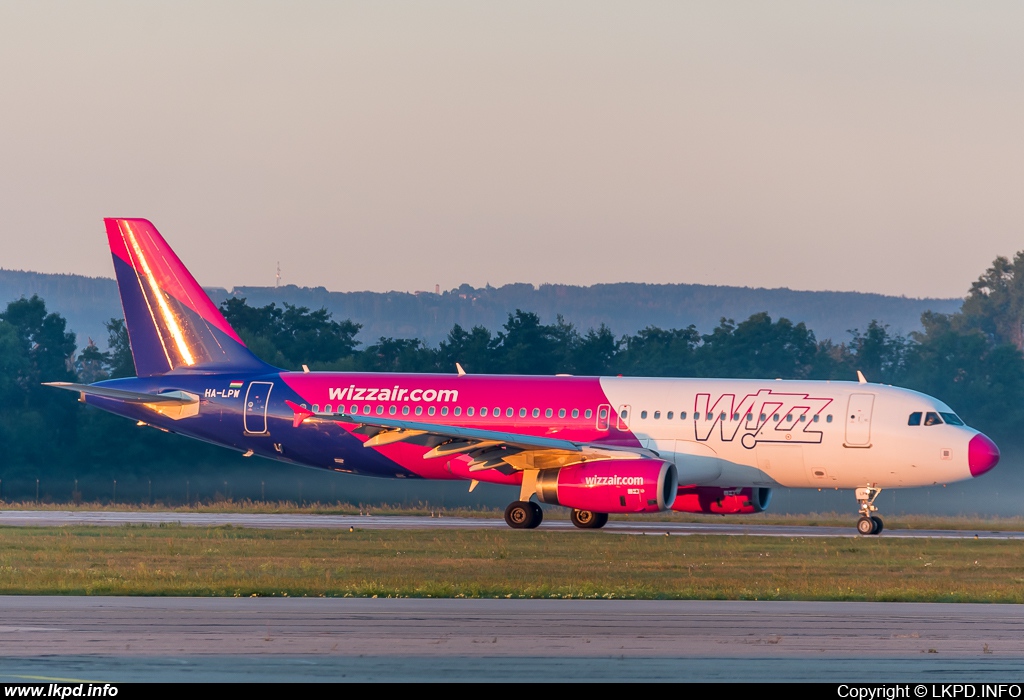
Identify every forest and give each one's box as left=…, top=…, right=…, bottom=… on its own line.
left=1, top=252, right=1023, bottom=504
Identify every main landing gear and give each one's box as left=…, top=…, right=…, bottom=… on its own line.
left=855, top=486, right=884, bottom=535
left=504, top=501, right=544, bottom=529
left=570, top=509, right=609, bottom=529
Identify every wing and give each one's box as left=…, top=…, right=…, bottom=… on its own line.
left=285, top=400, right=655, bottom=472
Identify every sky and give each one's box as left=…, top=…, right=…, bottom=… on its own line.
left=1, top=1, right=1022, bottom=298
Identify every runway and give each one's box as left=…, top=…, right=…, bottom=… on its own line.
left=1, top=509, right=1022, bottom=539
left=0, top=598, right=1021, bottom=682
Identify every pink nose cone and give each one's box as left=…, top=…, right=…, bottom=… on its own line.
left=968, top=433, right=1000, bottom=477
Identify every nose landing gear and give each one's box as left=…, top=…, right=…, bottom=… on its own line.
left=855, top=486, right=884, bottom=535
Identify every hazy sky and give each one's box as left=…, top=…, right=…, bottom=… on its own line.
left=1, top=2, right=1022, bottom=297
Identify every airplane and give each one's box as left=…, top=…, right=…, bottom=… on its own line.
left=45, top=218, right=1000, bottom=534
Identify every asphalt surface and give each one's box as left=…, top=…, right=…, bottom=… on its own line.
left=1, top=509, right=1022, bottom=539
left=0, top=598, right=1021, bottom=682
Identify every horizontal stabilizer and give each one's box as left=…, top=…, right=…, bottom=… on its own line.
left=43, top=382, right=199, bottom=405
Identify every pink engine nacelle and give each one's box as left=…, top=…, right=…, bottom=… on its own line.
left=534, top=459, right=678, bottom=513
left=671, top=486, right=773, bottom=515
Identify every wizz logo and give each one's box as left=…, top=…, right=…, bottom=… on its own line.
left=694, top=389, right=833, bottom=449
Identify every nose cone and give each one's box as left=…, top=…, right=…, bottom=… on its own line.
left=968, top=433, right=1000, bottom=477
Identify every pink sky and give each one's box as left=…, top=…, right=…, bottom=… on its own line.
left=1, top=2, right=1022, bottom=298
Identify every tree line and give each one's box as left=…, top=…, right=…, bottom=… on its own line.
left=3, top=251, right=1024, bottom=480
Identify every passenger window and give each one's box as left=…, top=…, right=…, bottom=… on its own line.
left=532, top=408, right=540, bottom=418
left=467, top=407, right=474, bottom=417
left=350, top=404, right=357, bottom=414
left=479, top=408, right=486, bottom=417
left=940, top=412, right=964, bottom=426
left=620, top=409, right=628, bottom=419
left=376, top=405, right=384, bottom=415
left=773, top=414, right=780, bottom=422
left=559, top=409, right=566, bottom=418
left=441, top=406, right=448, bottom=416
left=389, top=405, right=397, bottom=415
left=363, top=405, right=371, bottom=415
left=720, top=412, right=726, bottom=420
left=786, top=414, right=793, bottom=422
left=545, top=408, right=553, bottom=418
left=799, top=415, right=806, bottom=422
left=641, top=410, right=648, bottom=419
left=760, top=413, right=766, bottom=421
left=571, top=409, right=579, bottom=418
left=519, top=408, right=527, bottom=418
left=680, top=412, right=687, bottom=420
left=428, top=406, right=436, bottom=416
left=312, top=404, right=320, bottom=413
left=585, top=409, right=593, bottom=419
left=667, top=411, right=674, bottom=420
left=402, top=406, right=410, bottom=416
left=826, top=415, right=832, bottom=423
left=324, top=404, right=332, bottom=414
left=812, top=414, right=819, bottom=422
left=506, top=408, right=514, bottom=418
left=415, top=406, right=423, bottom=416
left=924, top=412, right=943, bottom=426
left=732, top=413, right=739, bottom=421
left=908, top=412, right=922, bottom=426
left=694, top=412, right=701, bottom=420
left=454, top=407, right=461, bottom=416
left=654, top=411, right=661, bottom=419
left=746, top=413, right=753, bottom=421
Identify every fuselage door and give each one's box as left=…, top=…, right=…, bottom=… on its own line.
left=845, top=393, right=874, bottom=447
left=596, top=404, right=611, bottom=431
left=244, top=381, right=274, bottom=435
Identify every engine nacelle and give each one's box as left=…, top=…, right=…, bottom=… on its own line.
left=534, top=459, right=678, bottom=513
left=671, top=486, right=772, bottom=515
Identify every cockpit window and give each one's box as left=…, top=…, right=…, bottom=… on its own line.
left=940, top=412, right=965, bottom=426
left=923, top=412, right=943, bottom=426
left=908, top=412, right=922, bottom=426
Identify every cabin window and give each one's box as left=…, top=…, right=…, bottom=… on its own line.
left=376, top=405, right=384, bottom=415
left=812, top=414, right=819, bottom=422
left=940, top=412, right=965, bottom=426
left=545, top=408, right=553, bottom=418
left=746, top=413, right=753, bottom=421
left=454, top=407, right=461, bottom=416
left=506, top=408, right=514, bottom=418
left=479, top=408, right=486, bottom=417
left=363, top=405, right=371, bottom=415
left=585, top=409, right=593, bottom=419
left=559, top=409, right=566, bottom=418
left=620, top=409, right=628, bottom=419
left=799, top=414, right=806, bottom=422
left=773, top=414, right=780, bottom=422
left=908, top=412, right=922, bottom=426
left=402, top=406, right=410, bottom=416
left=732, top=413, right=739, bottom=421
left=441, top=406, right=449, bottom=416
left=785, top=414, right=793, bottom=422
left=679, top=412, right=687, bottom=420
left=720, top=412, right=726, bottom=421
left=667, top=411, right=674, bottom=420
left=826, top=415, right=832, bottom=423
left=324, top=404, right=332, bottom=414
left=428, top=406, right=436, bottom=416
left=654, top=411, right=661, bottom=419
left=760, top=413, right=766, bottom=421
left=415, top=406, right=423, bottom=416
left=694, top=412, right=700, bottom=420
left=571, top=409, right=579, bottom=418
left=312, top=404, right=320, bottom=413
left=924, top=412, right=943, bottom=426
left=467, top=407, right=474, bottom=417
left=519, top=408, right=527, bottom=418
left=532, top=408, right=540, bottom=418
left=640, top=410, right=648, bottom=419
left=389, top=405, right=397, bottom=415
left=350, top=404, right=357, bottom=414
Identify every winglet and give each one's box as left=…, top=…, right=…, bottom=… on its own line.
left=857, top=371, right=867, bottom=384
left=456, top=363, right=466, bottom=376
left=285, top=399, right=315, bottom=428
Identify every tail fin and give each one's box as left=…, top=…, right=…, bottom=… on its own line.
left=105, top=218, right=273, bottom=376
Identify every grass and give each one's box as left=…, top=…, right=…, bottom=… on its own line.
left=0, top=525, right=1022, bottom=602
left=3, top=499, right=1024, bottom=531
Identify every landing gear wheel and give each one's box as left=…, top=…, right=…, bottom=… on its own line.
left=570, top=509, right=609, bottom=529
left=504, top=501, right=542, bottom=529
left=871, top=516, right=884, bottom=535
left=856, top=517, right=875, bottom=535
left=855, top=485, right=883, bottom=536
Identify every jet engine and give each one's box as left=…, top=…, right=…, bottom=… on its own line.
left=533, top=459, right=678, bottom=513
left=671, top=486, right=772, bottom=515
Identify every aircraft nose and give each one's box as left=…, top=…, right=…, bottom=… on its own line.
left=968, top=433, right=1000, bottom=477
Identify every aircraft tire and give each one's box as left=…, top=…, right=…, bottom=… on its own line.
left=570, top=510, right=609, bottom=529
left=504, top=501, right=538, bottom=529
left=856, top=517, right=876, bottom=535
left=871, top=516, right=884, bottom=535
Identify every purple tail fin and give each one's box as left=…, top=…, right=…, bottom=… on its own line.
left=105, top=218, right=272, bottom=376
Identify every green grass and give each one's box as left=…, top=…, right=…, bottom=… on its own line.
left=0, top=525, right=1021, bottom=602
